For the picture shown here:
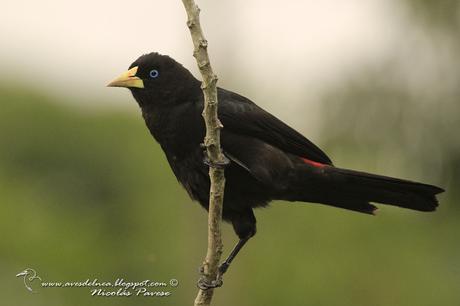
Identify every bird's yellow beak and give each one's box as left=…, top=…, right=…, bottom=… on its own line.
left=107, top=66, right=144, bottom=88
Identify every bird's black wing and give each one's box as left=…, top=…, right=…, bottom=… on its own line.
left=217, top=88, right=332, bottom=165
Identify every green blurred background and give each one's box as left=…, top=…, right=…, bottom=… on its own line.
left=1, top=1, right=459, bottom=305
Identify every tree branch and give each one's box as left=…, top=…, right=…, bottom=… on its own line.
left=180, top=1, right=227, bottom=306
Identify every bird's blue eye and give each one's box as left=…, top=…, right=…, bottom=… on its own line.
left=149, top=69, right=159, bottom=78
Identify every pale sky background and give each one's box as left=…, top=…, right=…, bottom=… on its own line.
left=1, top=0, right=455, bottom=129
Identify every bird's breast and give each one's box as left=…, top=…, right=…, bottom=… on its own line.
left=141, top=104, right=205, bottom=160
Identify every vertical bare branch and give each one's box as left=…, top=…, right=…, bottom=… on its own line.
left=181, top=1, right=226, bottom=305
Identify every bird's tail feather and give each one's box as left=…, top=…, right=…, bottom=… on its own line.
left=292, top=165, right=444, bottom=214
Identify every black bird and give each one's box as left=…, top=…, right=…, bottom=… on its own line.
left=108, top=52, right=443, bottom=286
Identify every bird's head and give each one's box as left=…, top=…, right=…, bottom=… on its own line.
left=108, top=52, right=200, bottom=108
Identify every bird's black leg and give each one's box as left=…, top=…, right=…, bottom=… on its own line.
left=218, top=236, right=251, bottom=275
left=197, top=236, right=252, bottom=290
left=197, top=209, right=256, bottom=290
left=219, top=209, right=256, bottom=276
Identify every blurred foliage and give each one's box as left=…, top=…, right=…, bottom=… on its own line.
left=403, top=0, right=460, bottom=31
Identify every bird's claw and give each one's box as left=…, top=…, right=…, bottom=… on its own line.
left=203, top=155, right=230, bottom=169
left=197, top=276, right=223, bottom=290
left=196, top=262, right=226, bottom=290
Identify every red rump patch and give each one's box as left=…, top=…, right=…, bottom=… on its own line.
left=301, top=158, right=326, bottom=168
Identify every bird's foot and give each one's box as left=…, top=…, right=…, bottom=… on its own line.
left=197, top=275, right=223, bottom=290
left=196, top=262, right=226, bottom=290
left=203, top=154, right=230, bottom=169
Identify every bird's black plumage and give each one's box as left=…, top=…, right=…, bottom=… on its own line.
left=109, top=52, right=444, bottom=276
